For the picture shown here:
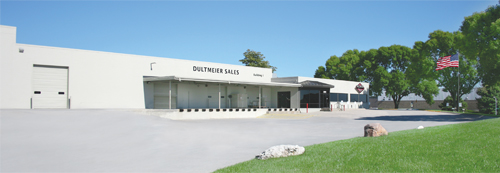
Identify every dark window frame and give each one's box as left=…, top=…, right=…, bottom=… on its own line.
left=300, top=88, right=330, bottom=108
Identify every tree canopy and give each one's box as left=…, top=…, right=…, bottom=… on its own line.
left=313, top=2, right=500, bottom=110
left=459, top=3, right=500, bottom=86
left=240, top=49, right=277, bottom=72
left=417, top=30, right=480, bottom=109
left=375, top=45, right=437, bottom=108
left=315, top=45, right=439, bottom=108
left=314, top=50, right=365, bottom=81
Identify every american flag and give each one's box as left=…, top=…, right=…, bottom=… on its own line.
left=436, top=54, right=459, bottom=71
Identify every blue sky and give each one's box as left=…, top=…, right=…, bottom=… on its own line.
left=1, top=1, right=497, bottom=78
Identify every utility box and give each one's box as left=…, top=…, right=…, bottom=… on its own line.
left=231, top=94, right=248, bottom=108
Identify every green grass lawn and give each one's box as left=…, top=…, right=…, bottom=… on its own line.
left=216, top=118, right=500, bottom=172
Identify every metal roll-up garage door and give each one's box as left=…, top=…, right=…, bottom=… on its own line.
left=32, top=65, right=68, bottom=109
left=154, top=82, right=177, bottom=109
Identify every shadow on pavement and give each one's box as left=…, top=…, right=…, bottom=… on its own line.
left=356, top=114, right=498, bottom=122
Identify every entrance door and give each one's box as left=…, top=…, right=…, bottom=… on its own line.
left=32, top=65, right=68, bottom=109
left=321, top=91, right=330, bottom=108
left=277, top=91, right=291, bottom=108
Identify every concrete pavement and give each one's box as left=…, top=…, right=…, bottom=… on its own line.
left=1, top=109, right=494, bottom=172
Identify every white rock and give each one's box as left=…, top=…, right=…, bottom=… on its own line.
left=255, top=145, right=305, bottom=160
left=417, top=126, right=424, bottom=129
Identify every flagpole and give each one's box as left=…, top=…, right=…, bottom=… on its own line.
left=457, top=52, right=460, bottom=112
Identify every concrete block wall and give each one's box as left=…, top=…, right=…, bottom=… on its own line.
left=371, top=100, right=478, bottom=110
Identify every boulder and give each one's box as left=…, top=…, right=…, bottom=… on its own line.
left=417, top=125, right=424, bottom=129
left=364, top=123, right=388, bottom=137
left=255, top=145, right=305, bottom=160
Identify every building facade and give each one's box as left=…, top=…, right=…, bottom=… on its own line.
left=1, top=25, right=369, bottom=116
left=371, top=88, right=481, bottom=110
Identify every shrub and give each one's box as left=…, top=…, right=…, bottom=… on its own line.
left=439, top=96, right=467, bottom=111
left=476, top=85, right=500, bottom=114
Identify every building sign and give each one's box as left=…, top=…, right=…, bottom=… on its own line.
left=355, top=83, right=365, bottom=93
left=253, top=73, right=264, bottom=77
left=193, top=66, right=239, bottom=75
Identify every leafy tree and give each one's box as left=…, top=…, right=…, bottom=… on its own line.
left=240, top=49, right=277, bottom=72
left=313, top=66, right=328, bottom=79
left=476, top=85, right=500, bottom=114
left=408, top=41, right=440, bottom=105
left=313, top=2, right=500, bottom=109
left=369, top=65, right=390, bottom=96
left=420, top=30, right=480, bottom=109
left=359, top=49, right=389, bottom=96
left=358, top=49, right=379, bottom=84
left=314, top=49, right=368, bottom=82
left=375, top=45, right=414, bottom=109
left=413, top=79, right=440, bottom=105
left=371, top=44, right=439, bottom=108
left=336, top=51, right=358, bottom=80
left=314, top=55, right=339, bottom=79
left=315, top=45, right=438, bottom=108
left=385, top=70, right=411, bottom=109
left=459, top=3, right=500, bottom=86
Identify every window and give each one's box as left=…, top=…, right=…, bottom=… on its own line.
left=300, top=88, right=329, bottom=108
left=300, top=90, right=309, bottom=105
left=330, top=93, right=348, bottom=102
left=351, top=94, right=368, bottom=102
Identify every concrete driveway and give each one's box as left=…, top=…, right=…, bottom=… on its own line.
left=1, top=109, right=494, bottom=172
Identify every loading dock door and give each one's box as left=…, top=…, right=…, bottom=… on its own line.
left=154, top=82, right=177, bottom=109
left=32, top=65, right=68, bottom=109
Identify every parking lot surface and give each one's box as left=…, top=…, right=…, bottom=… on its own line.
left=1, top=109, right=493, bottom=172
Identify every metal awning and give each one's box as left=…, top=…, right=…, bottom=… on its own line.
left=143, top=76, right=302, bottom=87
left=300, top=80, right=335, bottom=88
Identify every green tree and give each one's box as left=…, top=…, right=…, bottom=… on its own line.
left=370, top=44, right=439, bottom=108
left=358, top=49, right=378, bottom=84
left=376, top=45, right=414, bottom=108
left=357, top=49, right=389, bottom=96
left=314, top=49, right=365, bottom=81
left=409, top=41, right=440, bottom=105
left=476, top=85, right=500, bottom=114
left=459, top=3, right=500, bottom=86
left=313, top=66, right=328, bottom=79
left=314, top=55, right=339, bottom=79
left=315, top=45, right=438, bottom=108
left=240, top=49, right=277, bottom=72
left=420, top=30, right=480, bottom=109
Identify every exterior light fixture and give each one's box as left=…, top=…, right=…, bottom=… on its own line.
left=150, top=62, right=156, bottom=71
left=19, top=48, right=24, bottom=53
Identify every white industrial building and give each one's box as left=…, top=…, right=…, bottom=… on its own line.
left=0, top=25, right=369, bottom=119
